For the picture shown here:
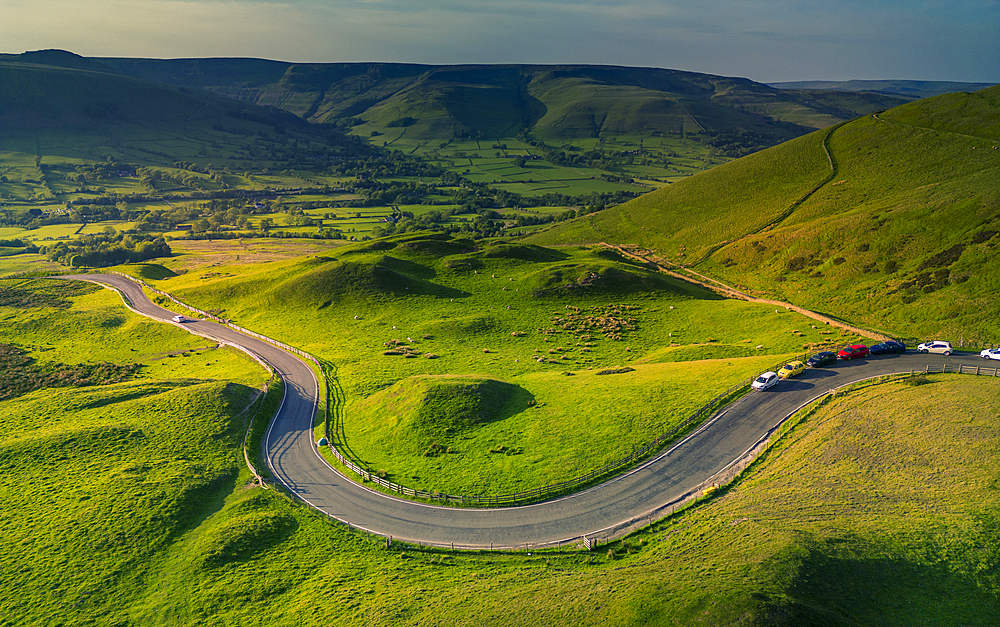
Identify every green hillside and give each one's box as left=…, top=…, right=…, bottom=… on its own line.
left=526, top=85, right=1000, bottom=340
left=98, top=59, right=907, bottom=142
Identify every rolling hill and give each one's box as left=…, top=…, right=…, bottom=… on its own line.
left=524, top=85, right=1000, bottom=341
left=96, top=57, right=908, bottom=144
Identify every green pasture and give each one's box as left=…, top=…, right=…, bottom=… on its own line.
left=5, top=275, right=998, bottom=627
left=139, top=233, right=860, bottom=494
left=22, top=223, right=83, bottom=241
left=0, top=277, right=272, bottom=625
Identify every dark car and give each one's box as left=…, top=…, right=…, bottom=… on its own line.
left=807, top=351, right=837, bottom=367
left=869, top=340, right=906, bottom=355
left=837, top=344, right=870, bottom=360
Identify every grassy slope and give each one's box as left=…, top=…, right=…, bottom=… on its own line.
left=0, top=280, right=269, bottom=626
left=14, top=365, right=996, bottom=626
left=526, top=85, right=1000, bottom=339
left=142, top=233, right=857, bottom=494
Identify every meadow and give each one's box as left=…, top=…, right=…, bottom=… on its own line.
left=3, top=56, right=998, bottom=626
left=0, top=278, right=270, bottom=626
left=126, top=232, right=863, bottom=495
left=5, top=276, right=997, bottom=627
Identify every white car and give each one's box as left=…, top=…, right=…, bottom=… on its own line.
left=752, top=371, right=779, bottom=391
left=171, top=315, right=189, bottom=323
left=980, top=348, right=1000, bottom=360
left=917, top=341, right=952, bottom=355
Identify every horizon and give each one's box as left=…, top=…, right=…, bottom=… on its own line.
left=2, top=1, right=997, bottom=84
left=6, top=48, right=999, bottom=88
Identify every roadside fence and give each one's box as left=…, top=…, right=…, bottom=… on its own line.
left=322, top=353, right=810, bottom=508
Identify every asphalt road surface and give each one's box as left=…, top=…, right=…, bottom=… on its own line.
left=69, top=274, right=993, bottom=549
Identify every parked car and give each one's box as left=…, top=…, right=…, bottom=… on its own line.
left=171, top=315, right=189, bottom=323
left=869, top=340, right=906, bottom=355
left=837, top=344, right=869, bottom=360
left=752, top=371, right=779, bottom=391
left=807, top=351, right=837, bottom=367
left=778, top=360, right=806, bottom=379
left=917, top=340, right=952, bottom=355
left=980, top=348, right=1000, bottom=360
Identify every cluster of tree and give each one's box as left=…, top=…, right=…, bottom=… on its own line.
left=371, top=201, right=609, bottom=240
left=326, top=149, right=443, bottom=180
left=705, top=131, right=771, bottom=157
left=41, top=231, right=171, bottom=268
left=0, top=238, right=39, bottom=253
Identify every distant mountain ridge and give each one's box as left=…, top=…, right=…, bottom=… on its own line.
left=769, top=79, right=996, bottom=100
left=92, top=56, right=909, bottom=144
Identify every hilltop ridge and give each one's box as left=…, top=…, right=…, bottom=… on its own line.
left=525, top=85, right=1000, bottom=339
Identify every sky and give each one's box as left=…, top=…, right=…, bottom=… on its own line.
left=2, top=0, right=998, bottom=83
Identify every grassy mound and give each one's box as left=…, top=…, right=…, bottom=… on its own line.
left=198, top=510, right=298, bottom=569
left=270, top=256, right=463, bottom=306
left=527, top=262, right=712, bottom=298
left=127, top=263, right=178, bottom=280
left=478, top=242, right=565, bottom=263
left=396, top=235, right=476, bottom=257
left=351, top=376, right=529, bottom=455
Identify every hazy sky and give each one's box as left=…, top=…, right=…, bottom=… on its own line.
left=3, top=0, right=998, bottom=83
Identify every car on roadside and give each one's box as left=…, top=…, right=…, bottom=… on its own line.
left=837, top=344, right=869, bottom=360
left=980, top=348, right=1000, bottom=360
left=807, top=351, right=837, bottom=368
left=777, top=360, right=806, bottom=379
left=752, top=371, right=779, bottom=391
left=171, top=315, right=189, bottom=323
left=869, top=340, right=907, bottom=355
left=917, top=340, right=952, bottom=355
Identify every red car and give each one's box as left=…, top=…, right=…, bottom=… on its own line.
left=837, top=344, right=869, bottom=360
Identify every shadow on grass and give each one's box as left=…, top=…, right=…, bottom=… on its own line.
left=750, top=536, right=1000, bottom=626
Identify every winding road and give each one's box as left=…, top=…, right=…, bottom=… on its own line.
left=71, top=273, right=994, bottom=549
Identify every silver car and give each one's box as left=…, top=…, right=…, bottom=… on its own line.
left=752, top=371, right=779, bottom=391
left=917, top=341, right=952, bottom=355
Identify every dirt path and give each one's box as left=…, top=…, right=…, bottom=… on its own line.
left=604, top=242, right=891, bottom=342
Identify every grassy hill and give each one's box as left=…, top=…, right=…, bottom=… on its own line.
left=98, top=58, right=907, bottom=142
left=526, top=85, right=1000, bottom=341
left=0, top=54, right=309, bottom=134
left=137, top=232, right=849, bottom=495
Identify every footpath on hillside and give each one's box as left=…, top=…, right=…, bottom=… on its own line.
left=602, top=243, right=890, bottom=342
